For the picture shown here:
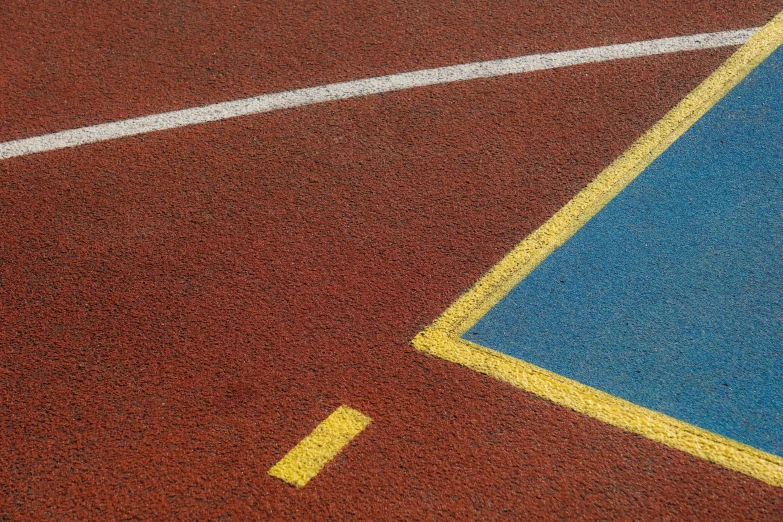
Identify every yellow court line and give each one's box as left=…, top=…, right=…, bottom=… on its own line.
left=269, top=405, right=372, bottom=488
left=412, top=10, right=783, bottom=488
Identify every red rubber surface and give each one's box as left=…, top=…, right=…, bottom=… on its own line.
left=1, top=1, right=781, bottom=141
left=4, top=48, right=783, bottom=519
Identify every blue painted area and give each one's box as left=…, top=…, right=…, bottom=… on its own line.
left=467, top=47, right=783, bottom=456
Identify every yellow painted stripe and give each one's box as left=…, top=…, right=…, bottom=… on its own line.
left=269, top=405, right=372, bottom=488
left=417, top=332, right=783, bottom=487
left=413, top=10, right=783, bottom=488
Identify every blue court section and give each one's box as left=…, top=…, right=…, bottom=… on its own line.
left=467, top=47, right=783, bottom=457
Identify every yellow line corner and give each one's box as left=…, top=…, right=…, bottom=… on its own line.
left=413, top=11, right=783, bottom=488
left=269, top=405, right=372, bottom=488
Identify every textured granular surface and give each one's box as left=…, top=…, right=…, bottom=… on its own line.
left=2, top=2, right=783, bottom=520
left=2, top=0, right=780, bottom=140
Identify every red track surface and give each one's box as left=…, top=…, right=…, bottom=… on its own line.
left=1, top=0, right=780, bottom=141
left=3, top=2, right=783, bottom=520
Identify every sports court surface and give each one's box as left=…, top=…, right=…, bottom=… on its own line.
left=2, top=2, right=783, bottom=519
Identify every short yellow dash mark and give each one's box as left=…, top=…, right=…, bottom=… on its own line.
left=268, top=405, right=372, bottom=488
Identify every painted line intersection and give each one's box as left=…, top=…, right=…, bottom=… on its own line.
left=414, top=11, right=783, bottom=487
left=4, top=5, right=783, bottom=517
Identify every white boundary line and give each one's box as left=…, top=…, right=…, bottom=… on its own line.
left=0, top=28, right=757, bottom=160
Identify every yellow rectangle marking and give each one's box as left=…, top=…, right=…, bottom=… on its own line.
left=413, top=10, right=783, bottom=488
left=268, top=405, right=372, bottom=488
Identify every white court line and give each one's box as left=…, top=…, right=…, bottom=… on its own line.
left=0, top=28, right=757, bottom=160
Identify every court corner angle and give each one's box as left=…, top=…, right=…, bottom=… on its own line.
left=412, top=10, right=783, bottom=488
